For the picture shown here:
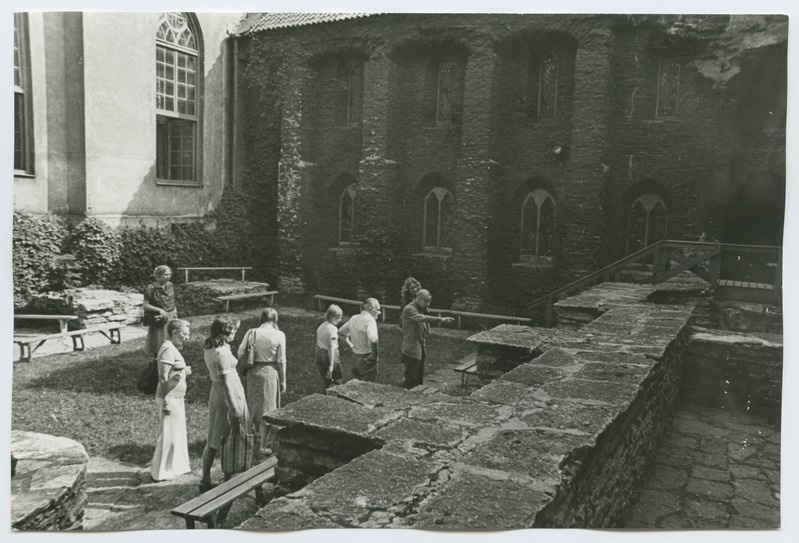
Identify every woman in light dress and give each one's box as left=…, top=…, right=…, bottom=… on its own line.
left=199, top=314, right=250, bottom=492
left=150, top=319, right=192, bottom=481
left=238, top=308, right=286, bottom=457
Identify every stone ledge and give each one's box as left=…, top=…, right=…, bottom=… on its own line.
left=11, top=431, right=89, bottom=531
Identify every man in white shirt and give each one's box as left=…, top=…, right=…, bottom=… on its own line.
left=338, top=298, right=381, bottom=382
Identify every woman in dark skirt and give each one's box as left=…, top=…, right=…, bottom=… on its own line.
left=142, top=265, right=178, bottom=365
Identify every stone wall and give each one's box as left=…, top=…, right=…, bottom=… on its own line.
left=11, top=431, right=89, bottom=531
left=239, top=14, right=786, bottom=312
left=242, top=286, right=696, bottom=529
left=25, top=288, right=143, bottom=327
left=684, top=330, right=782, bottom=421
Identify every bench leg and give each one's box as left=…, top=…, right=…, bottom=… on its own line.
left=17, top=343, right=31, bottom=363
left=185, top=519, right=196, bottom=529
left=111, top=328, right=121, bottom=344
left=255, top=485, right=266, bottom=506
left=72, top=334, right=85, bottom=352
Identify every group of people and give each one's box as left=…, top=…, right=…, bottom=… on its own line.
left=143, top=265, right=285, bottom=492
left=142, top=265, right=451, bottom=491
left=318, top=276, right=454, bottom=391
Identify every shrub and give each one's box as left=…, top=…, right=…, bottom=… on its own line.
left=110, top=226, right=178, bottom=290
left=67, top=217, right=121, bottom=286
left=12, top=212, right=71, bottom=306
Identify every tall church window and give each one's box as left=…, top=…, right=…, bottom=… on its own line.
left=339, top=184, right=358, bottom=243
left=423, top=188, right=455, bottom=251
left=14, top=13, right=34, bottom=174
left=334, top=61, right=363, bottom=126
left=655, top=57, right=680, bottom=118
left=436, top=58, right=461, bottom=125
left=520, top=189, right=556, bottom=258
left=627, top=193, right=668, bottom=252
left=536, top=51, right=558, bottom=119
left=156, top=12, right=201, bottom=184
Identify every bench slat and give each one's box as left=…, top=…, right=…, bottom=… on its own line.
left=454, top=361, right=478, bottom=373
left=14, top=315, right=78, bottom=320
left=172, top=457, right=278, bottom=519
left=215, top=291, right=276, bottom=301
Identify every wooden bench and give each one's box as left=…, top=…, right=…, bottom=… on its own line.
left=454, top=356, right=479, bottom=386
left=312, top=294, right=531, bottom=328
left=14, top=314, right=79, bottom=334
left=171, top=457, right=277, bottom=529
left=14, top=323, right=122, bottom=363
left=312, top=294, right=402, bottom=323
left=177, top=266, right=253, bottom=283
left=215, top=291, right=278, bottom=313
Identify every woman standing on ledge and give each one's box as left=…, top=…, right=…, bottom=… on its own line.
left=200, top=314, right=250, bottom=492
left=142, top=265, right=177, bottom=365
left=150, top=319, right=192, bottom=482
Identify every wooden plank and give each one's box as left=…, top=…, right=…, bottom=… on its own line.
left=454, top=360, right=477, bottom=373
left=172, top=458, right=278, bottom=520
left=14, top=315, right=78, bottom=321
left=177, top=267, right=253, bottom=271
left=215, top=291, right=275, bottom=301
left=191, top=468, right=276, bottom=520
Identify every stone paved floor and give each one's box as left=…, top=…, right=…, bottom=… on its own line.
left=623, top=401, right=781, bottom=529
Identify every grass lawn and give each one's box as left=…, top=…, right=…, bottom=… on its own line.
left=12, top=313, right=471, bottom=468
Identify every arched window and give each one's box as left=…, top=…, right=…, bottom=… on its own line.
left=339, top=184, right=358, bottom=243
left=156, top=12, right=201, bottom=184
left=334, top=60, right=363, bottom=126
left=627, top=193, right=668, bottom=252
left=436, top=58, right=459, bottom=125
left=536, top=51, right=558, bottom=119
left=423, top=188, right=455, bottom=251
left=655, top=56, right=681, bottom=118
left=520, top=189, right=556, bottom=258
left=14, top=13, right=34, bottom=174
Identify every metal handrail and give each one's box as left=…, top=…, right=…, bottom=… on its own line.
left=527, top=239, right=781, bottom=325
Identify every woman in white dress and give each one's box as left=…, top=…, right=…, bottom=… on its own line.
left=150, top=319, right=193, bottom=481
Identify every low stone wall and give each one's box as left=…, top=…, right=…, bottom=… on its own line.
left=11, top=431, right=89, bottom=531
left=684, top=329, right=782, bottom=421
left=24, top=288, right=143, bottom=327
left=241, top=292, right=696, bottom=529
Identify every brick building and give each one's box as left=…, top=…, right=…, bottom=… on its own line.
left=13, top=13, right=786, bottom=314
left=232, top=13, right=786, bottom=312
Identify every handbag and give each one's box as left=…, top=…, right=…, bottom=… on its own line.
left=137, top=360, right=159, bottom=394
left=220, top=420, right=254, bottom=475
left=237, top=329, right=256, bottom=375
left=143, top=309, right=166, bottom=327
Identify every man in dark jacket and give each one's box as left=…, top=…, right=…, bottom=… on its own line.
left=400, top=289, right=454, bottom=389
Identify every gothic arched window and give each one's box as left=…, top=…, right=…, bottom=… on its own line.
left=423, top=187, right=455, bottom=250
left=536, top=51, right=558, bottom=119
left=334, top=60, right=363, bottom=126
left=436, top=58, right=460, bottom=125
left=339, top=183, right=358, bottom=243
left=627, top=193, right=668, bottom=252
left=520, top=189, right=556, bottom=258
left=156, top=12, right=202, bottom=183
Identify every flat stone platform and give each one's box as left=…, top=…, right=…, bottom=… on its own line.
left=242, top=285, right=697, bottom=529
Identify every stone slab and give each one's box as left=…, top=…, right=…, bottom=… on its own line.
left=408, top=467, right=550, bottom=530
left=465, top=324, right=554, bottom=350
left=290, top=449, right=434, bottom=527
left=265, top=394, right=400, bottom=437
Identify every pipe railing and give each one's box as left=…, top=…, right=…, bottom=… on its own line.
left=527, top=240, right=781, bottom=326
